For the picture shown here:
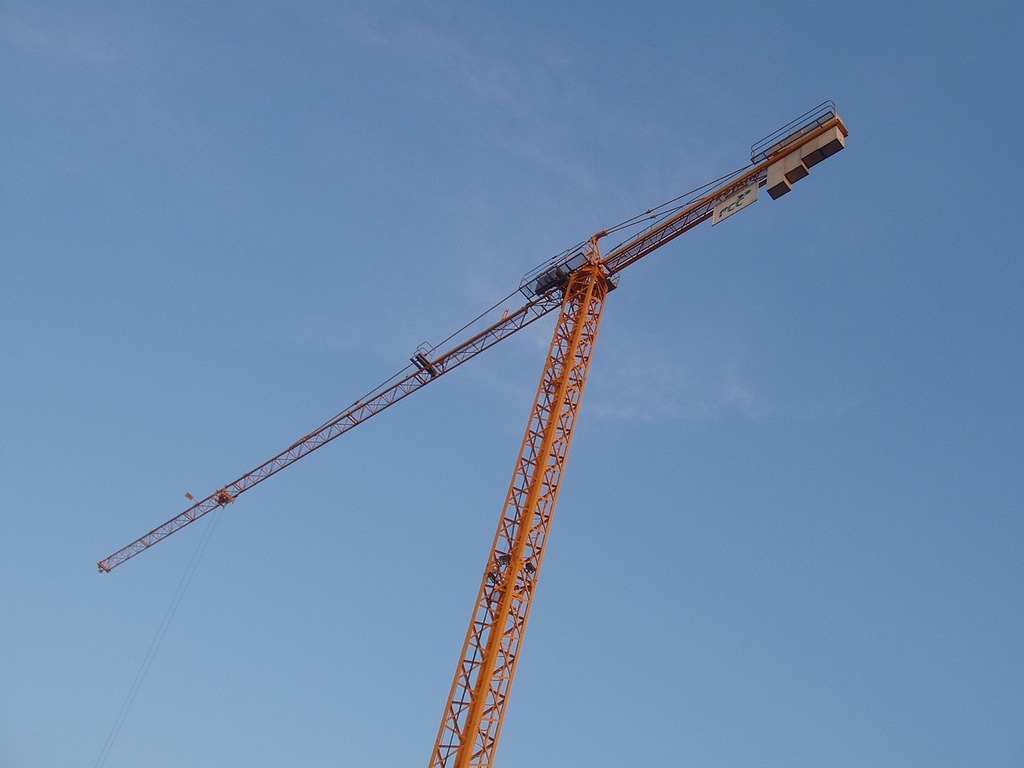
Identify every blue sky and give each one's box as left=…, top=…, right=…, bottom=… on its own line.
left=2, top=2, right=1022, bottom=767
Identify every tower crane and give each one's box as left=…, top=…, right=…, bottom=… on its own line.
left=99, top=102, right=848, bottom=768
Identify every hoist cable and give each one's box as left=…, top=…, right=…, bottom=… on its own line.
left=93, top=509, right=223, bottom=768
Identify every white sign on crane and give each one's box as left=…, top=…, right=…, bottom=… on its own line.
left=712, top=183, right=758, bottom=225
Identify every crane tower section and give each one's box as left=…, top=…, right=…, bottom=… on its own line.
left=430, top=248, right=614, bottom=768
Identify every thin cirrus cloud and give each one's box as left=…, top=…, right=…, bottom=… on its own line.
left=0, top=9, right=118, bottom=65
left=342, top=6, right=612, bottom=184
left=588, top=345, right=768, bottom=424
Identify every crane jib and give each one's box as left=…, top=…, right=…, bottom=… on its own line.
left=99, top=113, right=847, bottom=576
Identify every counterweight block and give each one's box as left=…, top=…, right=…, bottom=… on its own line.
left=766, top=124, right=846, bottom=199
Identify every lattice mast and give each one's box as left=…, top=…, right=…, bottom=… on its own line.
left=429, top=245, right=613, bottom=768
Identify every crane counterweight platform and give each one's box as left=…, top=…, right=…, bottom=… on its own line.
left=98, top=102, right=848, bottom=768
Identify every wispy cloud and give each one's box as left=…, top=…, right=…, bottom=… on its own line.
left=341, top=5, right=615, bottom=192
left=0, top=10, right=118, bottom=65
left=347, top=5, right=567, bottom=107
left=588, top=341, right=771, bottom=424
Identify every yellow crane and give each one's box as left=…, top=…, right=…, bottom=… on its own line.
left=99, top=102, right=848, bottom=768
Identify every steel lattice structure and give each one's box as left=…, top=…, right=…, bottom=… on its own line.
left=99, top=105, right=848, bottom=768
left=430, top=256, right=614, bottom=768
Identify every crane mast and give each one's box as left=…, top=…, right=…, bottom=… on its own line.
left=430, top=245, right=613, bottom=768
left=98, top=102, right=848, bottom=768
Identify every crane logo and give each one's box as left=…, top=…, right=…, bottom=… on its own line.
left=713, top=183, right=758, bottom=225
